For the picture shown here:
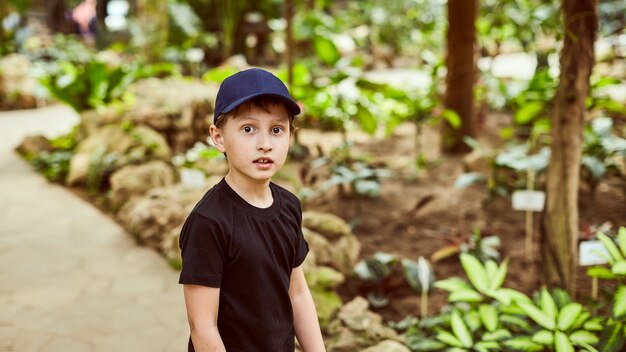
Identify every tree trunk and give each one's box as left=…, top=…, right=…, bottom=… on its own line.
left=542, top=0, right=597, bottom=295
left=284, top=0, right=294, bottom=88
left=136, top=0, right=168, bottom=62
left=443, top=0, right=477, bottom=153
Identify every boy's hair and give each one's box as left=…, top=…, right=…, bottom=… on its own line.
left=214, top=96, right=296, bottom=134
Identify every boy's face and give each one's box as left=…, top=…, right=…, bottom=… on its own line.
left=210, top=103, right=291, bottom=185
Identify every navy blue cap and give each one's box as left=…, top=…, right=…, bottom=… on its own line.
left=213, top=68, right=301, bottom=123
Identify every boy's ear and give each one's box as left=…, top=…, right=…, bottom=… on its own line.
left=210, top=125, right=226, bottom=153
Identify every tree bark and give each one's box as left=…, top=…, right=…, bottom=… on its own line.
left=542, top=0, right=597, bottom=295
left=443, top=0, right=477, bottom=153
left=284, top=0, right=294, bottom=88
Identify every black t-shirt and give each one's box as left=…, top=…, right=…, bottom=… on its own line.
left=178, top=178, right=309, bottom=352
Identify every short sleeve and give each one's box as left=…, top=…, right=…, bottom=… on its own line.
left=178, top=212, right=227, bottom=287
left=292, top=202, right=309, bottom=268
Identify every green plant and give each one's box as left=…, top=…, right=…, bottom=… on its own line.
left=432, top=308, right=512, bottom=352
left=434, top=254, right=526, bottom=307
left=504, top=288, right=602, bottom=352
left=586, top=227, right=626, bottom=351
left=581, top=117, right=626, bottom=193
left=30, top=151, right=73, bottom=183
left=455, top=141, right=550, bottom=199
left=34, top=39, right=177, bottom=112
left=86, top=145, right=118, bottom=195
left=353, top=252, right=396, bottom=308
left=403, top=256, right=435, bottom=317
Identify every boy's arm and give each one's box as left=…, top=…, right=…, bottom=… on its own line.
left=183, top=284, right=226, bottom=352
left=289, top=265, right=326, bottom=352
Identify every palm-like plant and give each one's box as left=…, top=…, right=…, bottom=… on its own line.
left=586, top=227, right=626, bottom=352
left=434, top=253, right=527, bottom=307
left=504, top=288, right=601, bottom=352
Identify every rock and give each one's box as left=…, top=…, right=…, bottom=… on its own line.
left=161, top=224, right=183, bottom=270
left=330, top=235, right=361, bottom=275
left=303, top=228, right=333, bottom=265
left=66, top=124, right=171, bottom=185
left=91, top=77, right=218, bottom=154
left=335, top=297, right=400, bottom=344
left=15, top=135, right=53, bottom=156
left=0, top=54, right=41, bottom=110
left=116, top=184, right=206, bottom=249
left=326, top=327, right=358, bottom=352
left=109, top=160, right=176, bottom=209
left=117, top=195, right=187, bottom=249
left=306, top=266, right=344, bottom=290
left=360, top=340, right=411, bottom=352
left=302, top=211, right=361, bottom=276
left=310, top=285, right=343, bottom=331
left=303, top=211, right=352, bottom=240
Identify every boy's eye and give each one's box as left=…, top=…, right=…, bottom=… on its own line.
left=243, top=125, right=255, bottom=133
left=272, top=127, right=285, bottom=134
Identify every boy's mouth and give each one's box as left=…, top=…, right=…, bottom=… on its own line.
left=253, top=157, right=273, bottom=165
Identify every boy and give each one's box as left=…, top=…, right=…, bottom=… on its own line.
left=179, top=68, right=326, bottom=352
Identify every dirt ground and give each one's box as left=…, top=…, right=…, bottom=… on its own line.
left=286, top=112, right=626, bottom=323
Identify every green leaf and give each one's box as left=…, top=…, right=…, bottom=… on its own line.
left=464, top=310, right=481, bottom=333
left=460, top=253, right=489, bottom=293
left=442, top=109, right=461, bottom=129
left=613, top=285, right=626, bottom=319
left=582, top=156, right=607, bottom=179
left=555, top=331, right=574, bottom=352
left=436, top=330, right=464, bottom=348
left=619, top=227, right=626, bottom=258
left=490, top=258, right=510, bottom=290
left=485, top=260, right=498, bottom=279
left=583, top=318, right=604, bottom=331
left=503, top=337, right=544, bottom=351
left=532, top=329, right=554, bottom=345
left=540, top=288, right=558, bottom=321
left=597, top=322, right=625, bottom=352
left=571, top=311, right=590, bottom=330
left=597, top=232, right=624, bottom=263
left=313, top=37, right=340, bottom=66
left=500, top=314, right=532, bottom=332
left=454, top=172, right=487, bottom=189
left=515, top=101, right=544, bottom=124
left=569, top=330, right=599, bottom=346
left=557, top=303, right=583, bottom=331
left=406, top=338, right=446, bottom=351
left=517, top=299, right=556, bottom=330
left=612, top=261, right=626, bottom=275
left=502, top=288, right=533, bottom=305
left=355, top=104, right=377, bottom=135
left=479, top=304, right=499, bottom=332
left=586, top=266, right=617, bottom=279
left=434, top=277, right=472, bottom=292
left=474, top=341, right=500, bottom=351
left=482, top=329, right=512, bottom=341
left=451, top=310, right=473, bottom=348
left=449, top=289, right=483, bottom=302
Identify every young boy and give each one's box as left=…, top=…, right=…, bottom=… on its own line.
left=179, top=68, right=326, bottom=352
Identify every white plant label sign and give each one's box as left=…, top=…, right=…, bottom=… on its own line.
left=579, top=240, right=610, bottom=266
left=512, top=190, right=546, bottom=212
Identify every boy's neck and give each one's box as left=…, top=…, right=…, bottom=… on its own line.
left=224, top=173, right=274, bottom=208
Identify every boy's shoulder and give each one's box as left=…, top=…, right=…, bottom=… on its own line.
left=190, top=179, right=230, bottom=221
left=270, top=181, right=300, bottom=203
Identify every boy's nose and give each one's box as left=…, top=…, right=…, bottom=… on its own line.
left=257, top=132, right=272, bottom=152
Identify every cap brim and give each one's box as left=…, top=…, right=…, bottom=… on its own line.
left=220, top=92, right=301, bottom=117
